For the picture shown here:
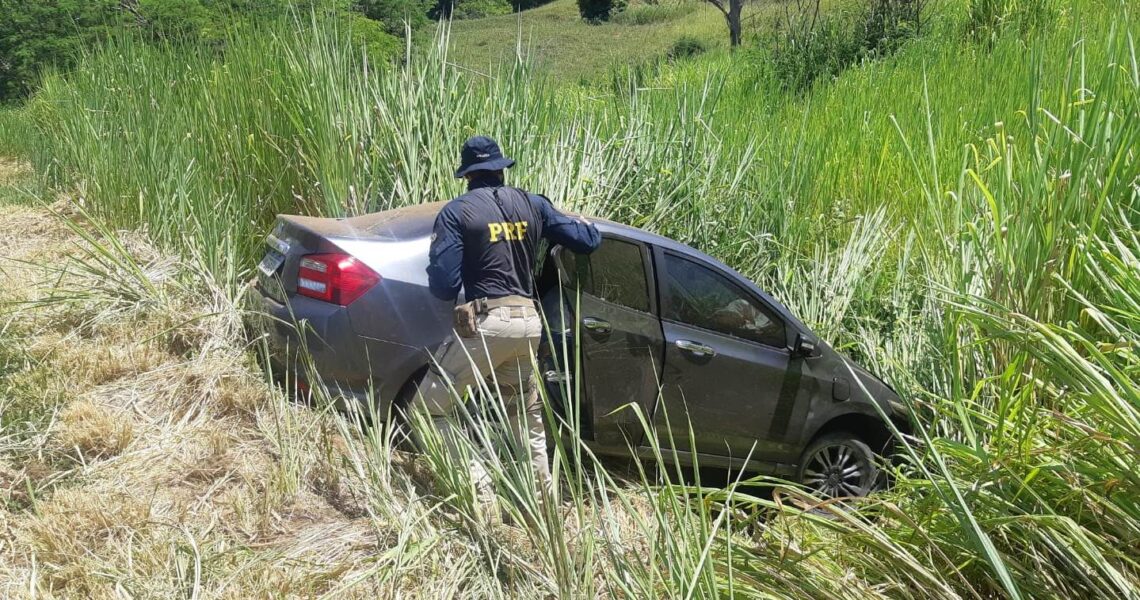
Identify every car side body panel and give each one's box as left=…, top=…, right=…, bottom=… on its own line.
left=253, top=202, right=904, bottom=473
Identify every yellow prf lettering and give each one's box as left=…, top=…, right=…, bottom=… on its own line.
left=489, top=221, right=529, bottom=243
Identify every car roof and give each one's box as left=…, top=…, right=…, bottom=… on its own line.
left=297, top=200, right=810, bottom=335
left=354, top=202, right=708, bottom=258
left=592, top=218, right=699, bottom=258
left=315, top=201, right=740, bottom=282
left=585, top=217, right=813, bottom=336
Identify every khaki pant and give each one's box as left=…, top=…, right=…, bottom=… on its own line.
left=411, top=300, right=550, bottom=494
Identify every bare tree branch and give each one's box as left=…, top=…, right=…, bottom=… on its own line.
left=702, top=0, right=743, bottom=46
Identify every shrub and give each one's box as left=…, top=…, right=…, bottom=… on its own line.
left=449, top=0, right=514, bottom=19
left=355, top=0, right=430, bottom=34
left=967, top=0, right=1059, bottom=44
left=577, top=0, right=627, bottom=22
left=343, top=13, right=403, bottom=62
left=862, top=0, right=922, bottom=56
left=668, top=34, right=709, bottom=59
left=432, top=0, right=548, bottom=15
left=759, top=12, right=858, bottom=92
left=511, top=0, right=555, bottom=9
left=761, top=0, right=925, bottom=92
left=135, top=0, right=213, bottom=42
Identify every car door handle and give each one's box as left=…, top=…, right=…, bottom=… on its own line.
left=675, top=339, right=716, bottom=357
left=582, top=317, right=612, bottom=334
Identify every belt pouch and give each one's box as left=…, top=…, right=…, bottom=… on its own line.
left=453, top=302, right=479, bottom=338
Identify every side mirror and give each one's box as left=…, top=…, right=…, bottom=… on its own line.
left=792, top=332, right=818, bottom=358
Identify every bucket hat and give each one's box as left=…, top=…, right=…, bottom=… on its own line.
left=455, top=136, right=515, bottom=178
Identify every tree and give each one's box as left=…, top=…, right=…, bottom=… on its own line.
left=704, top=0, right=743, bottom=47
left=134, top=0, right=212, bottom=42
left=0, top=0, right=420, bottom=102
left=0, top=0, right=123, bottom=102
left=342, top=12, right=401, bottom=62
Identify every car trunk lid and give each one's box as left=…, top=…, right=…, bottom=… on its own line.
left=257, top=204, right=444, bottom=303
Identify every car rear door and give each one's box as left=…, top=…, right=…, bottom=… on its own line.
left=556, top=236, right=665, bottom=450
left=654, top=249, right=796, bottom=465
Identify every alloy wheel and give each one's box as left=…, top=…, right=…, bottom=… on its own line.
left=801, top=438, right=876, bottom=498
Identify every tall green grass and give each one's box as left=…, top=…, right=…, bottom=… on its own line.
left=0, top=108, right=34, bottom=158
left=8, top=0, right=1140, bottom=595
left=0, top=107, right=40, bottom=205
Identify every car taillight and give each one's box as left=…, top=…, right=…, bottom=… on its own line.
left=296, top=253, right=380, bottom=306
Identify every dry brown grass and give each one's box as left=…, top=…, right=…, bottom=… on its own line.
left=0, top=157, right=32, bottom=183
left=0, top=198, right=394, bottom=597
left=53, top=400, right=133, bottom=460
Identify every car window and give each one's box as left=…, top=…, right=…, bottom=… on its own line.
left=563, top=239, right=651, bottom=313
left=661, top=253, right=786, bottom=347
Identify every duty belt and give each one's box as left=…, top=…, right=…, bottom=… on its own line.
left=471, top=295, right=535, bottom=315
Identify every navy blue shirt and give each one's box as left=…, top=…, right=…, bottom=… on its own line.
left=427, top=179, right=601, bottom=302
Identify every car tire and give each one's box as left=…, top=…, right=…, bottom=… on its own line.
left=796, top=432, right=881, bottom=498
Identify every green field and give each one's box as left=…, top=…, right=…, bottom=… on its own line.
left=443, top=0, right=731, bottom=80
left=1, top=0, right=1139, bottom=596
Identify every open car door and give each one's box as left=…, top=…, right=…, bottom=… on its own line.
left=542, top=237, right=665, bottom=451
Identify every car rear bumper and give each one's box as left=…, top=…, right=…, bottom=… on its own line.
left=250, top=283, right=430, bottom=413
left=252, top=282, right=374, bottom=381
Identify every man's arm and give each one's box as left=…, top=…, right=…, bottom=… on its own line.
left=426, top=205, right=464, bottom=301
left=532, top=194, right=601, bottom=254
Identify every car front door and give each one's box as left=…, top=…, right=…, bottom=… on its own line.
left=557, top=237, right=664, bottom=450
left=654, top=249, right=795, bottom=465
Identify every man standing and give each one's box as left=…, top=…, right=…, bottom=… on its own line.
left=411, top=136, right=601, bottom=497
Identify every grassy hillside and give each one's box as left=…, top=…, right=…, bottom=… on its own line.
left=2, top=0, right=1140, bottom=596
left=443, top=0, right=730, bottom=80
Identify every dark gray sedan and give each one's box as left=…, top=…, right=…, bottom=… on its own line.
left=253, top=202, right=909, bottom=498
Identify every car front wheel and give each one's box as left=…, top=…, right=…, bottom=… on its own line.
left=797, top=432, right=880, bottom=498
